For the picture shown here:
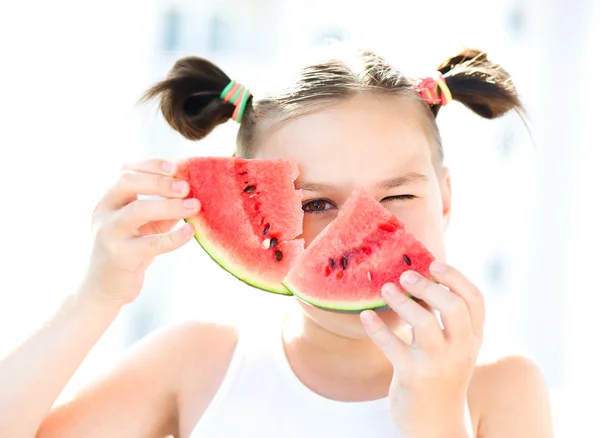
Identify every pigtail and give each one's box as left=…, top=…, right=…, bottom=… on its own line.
left=433, top=49, right=524, bottom=119
left=141, top=57, right=252, bottom=141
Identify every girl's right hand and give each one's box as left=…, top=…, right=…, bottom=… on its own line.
left=81, top=159, right=200, bottom=306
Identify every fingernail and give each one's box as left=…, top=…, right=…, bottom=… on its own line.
left=360, top=310, right=376, bottom=324
left=401, top=271, right=418, bottom=285
left=381, top=283, right=398, bottom=298
left=162, top=161, right=175, bottom=173
left=184, top=198, right=199, bottom=209
left=430, top=261, right=447, bottom=274
left=173, top=180, right=188, bottom=193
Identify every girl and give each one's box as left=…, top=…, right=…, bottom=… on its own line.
left=0, top=47, right=554, bottom=437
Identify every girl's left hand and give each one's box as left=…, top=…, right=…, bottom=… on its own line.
left=360, top=261, right=485, bottom=438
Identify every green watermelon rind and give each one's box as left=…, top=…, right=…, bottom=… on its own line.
left=186, top=217, right=293, bottom=296
left=282, top=280, right=388, bottom=312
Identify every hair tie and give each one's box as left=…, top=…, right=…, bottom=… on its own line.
left=220, top=80, right=252, bottom=123
left=415, top=72, right=453, bottom=106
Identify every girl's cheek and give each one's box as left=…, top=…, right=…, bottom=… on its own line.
left=385, top=201, right=446, bottom=254
left=301, top=214, right=336, bottom=247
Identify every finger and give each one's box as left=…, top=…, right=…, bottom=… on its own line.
left=121, top=159, right=179, bottom=177
left=381, top=283, right=444, bottom=350
left=101, top=171, right=190, bottom=211
left=112, top=198, right=200, bottom=234
left=360, top=310, right=410, bottom=365
left=138, top=218, right=180, bottom=237
left=399, top=270, right=471, bottom=342
left=429, top=261, right=485, bottom=339
left=132, top=221, right=196, bottom=257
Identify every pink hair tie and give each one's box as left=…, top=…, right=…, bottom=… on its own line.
left=415, top=72, right=453, bottom=106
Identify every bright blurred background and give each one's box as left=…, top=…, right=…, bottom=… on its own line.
left=0, top=0, right=598, bottom=436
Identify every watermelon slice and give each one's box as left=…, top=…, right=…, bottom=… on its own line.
left=282, top=190, right=435, bottom=312
left=177, top=157, right=305, bottom=295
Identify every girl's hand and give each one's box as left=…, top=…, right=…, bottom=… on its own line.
left=82, top=159, right=200, bottom=306
left=361, top=261, right=485, bottom=438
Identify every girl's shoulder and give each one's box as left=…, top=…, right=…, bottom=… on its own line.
left=159, top=319, right=241, bottom=379
left=155, top=320, right=241, bottom=436
left=138, top=319, right=240, bottom=369
left=468, top=355, right=553, bottom=436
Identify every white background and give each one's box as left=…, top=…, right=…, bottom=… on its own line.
left=0, top=0, right=598, bottom=436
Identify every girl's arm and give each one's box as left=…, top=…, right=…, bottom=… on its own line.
left=0, top=158, right=202, bottom=438
left=0, top=291, right=121, bottom=437
left=1, top=287, right=236, bottom=438
left=0, top=289, right=181, bottom=438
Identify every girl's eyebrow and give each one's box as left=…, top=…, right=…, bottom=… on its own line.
left=376, top=172, right=428, bottom=190
left=297, top=173, right=428, bottom=193
left=295, top=181, right=337, bottom=192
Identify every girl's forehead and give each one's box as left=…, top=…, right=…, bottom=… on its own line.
left=257, top=94, right=436, bottom=186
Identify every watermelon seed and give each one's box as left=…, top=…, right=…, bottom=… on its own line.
left=244, top=185, right=256, bottom=194
left=274, top=250, right=283, bottom=261
left=238, top=171, right=248, bottom=176
left=341, top=256, right=348, bottom=270
left=403, top=255, right=412, bottom=266
left=367, top=271, right=372, bottom=281
left=262, top=239, right=271, bottom=249
left=263, top=224, right=271, bottom=235
left=329, top=258, right=335, bottom=268
left=269, top=238, right=278, bottom=248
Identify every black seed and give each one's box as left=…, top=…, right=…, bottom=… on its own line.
left=341, top=256, right=348, bottom=270
left=329, top=258, right=335, bottom=268
left=269, top=238, right=278, bottom=248
left=244, top=185, right=256, bottom=194
left=403, top=254, right=412, bottom=266
left=263, top=224, right=271, bottom=235
left=274, top=250, right=283, bottom=261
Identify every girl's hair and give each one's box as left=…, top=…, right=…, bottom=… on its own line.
left=142, top=47, right=524, bottom=163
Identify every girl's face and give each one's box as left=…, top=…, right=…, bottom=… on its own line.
left=256, top=94, right=452, bottom=339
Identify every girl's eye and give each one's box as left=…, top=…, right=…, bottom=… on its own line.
left=381, top=195, right=416, bottom=203
left=302, top=199, right=334, bottom=214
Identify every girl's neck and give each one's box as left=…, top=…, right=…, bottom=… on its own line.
left=282, top=307, right=394, bottom=381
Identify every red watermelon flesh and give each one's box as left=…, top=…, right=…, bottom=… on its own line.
left=177, top=157, right=305, bottom=295
left=282, top=190, right=435, bottom=312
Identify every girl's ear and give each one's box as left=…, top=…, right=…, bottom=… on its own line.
left=440, top=167, right=452, bottom=230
